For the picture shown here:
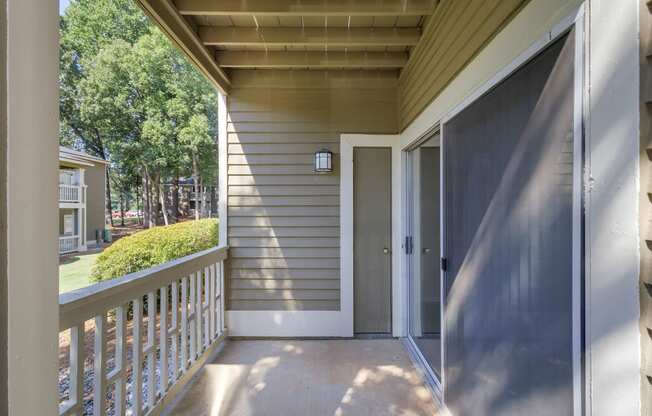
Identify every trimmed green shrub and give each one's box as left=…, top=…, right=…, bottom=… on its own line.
left=91, top=219, right=218, bottom=282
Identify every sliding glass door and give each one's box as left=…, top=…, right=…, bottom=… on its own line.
left=407, top=134, right=442, bottom=379
left=442, top=30, right=579, bottom=416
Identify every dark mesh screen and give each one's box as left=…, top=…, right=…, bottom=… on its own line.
left=443, top=31, right=575, bottom=416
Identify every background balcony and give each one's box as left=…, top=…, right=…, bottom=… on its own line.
left=59, top=235, right=80, bottom=254
left=59, top=184, right=81, bottom=203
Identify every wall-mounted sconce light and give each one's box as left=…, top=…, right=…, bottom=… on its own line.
left=314, top=148, right=333, bottom=173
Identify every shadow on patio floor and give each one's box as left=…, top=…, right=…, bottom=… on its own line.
left=169, top=339, right=440, bottom=416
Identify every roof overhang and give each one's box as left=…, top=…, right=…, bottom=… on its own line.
left=135, top=0, right=440, bottom=94
left=59, top=146, right=108, bottom=167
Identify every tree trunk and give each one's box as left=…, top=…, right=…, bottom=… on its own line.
left=143, top=166, right=156, bottom=229
left=105, top=165, right=114, bottom=227
left=159, top=178, right=169, bottom=226
left=192, top=153, right=200, bottom=220
left=201, top=183, right=209, bottom=218
left=210, top=186, right=217, bottom=217
left=172, top=173, right=179, bottom=223
left=142, top=170, right=149, bottom=227
left=136, top=175, right=145, bottom=225
left=119, top=192, right=125, bottom=227
left=152, top=172, right=160, bottom=226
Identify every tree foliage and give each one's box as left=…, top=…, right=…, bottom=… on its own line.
left=60, top=0, right=219, bottom=226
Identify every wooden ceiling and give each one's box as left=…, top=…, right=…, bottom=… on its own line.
left=136, top=0, right=440, bottom=93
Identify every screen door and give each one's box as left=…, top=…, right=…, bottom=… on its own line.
left=442, top=30, right=578, bottom=416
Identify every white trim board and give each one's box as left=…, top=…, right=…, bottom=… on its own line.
left=217, top=91, right=228, bottom=247
left=226, top=310, right=351, bottom=337
left=340, top=134, right=403, bottom=337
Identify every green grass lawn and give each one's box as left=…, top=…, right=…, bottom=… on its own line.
left=59, top=252, right=101, bottom=294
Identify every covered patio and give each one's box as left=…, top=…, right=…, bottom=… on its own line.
left=1, top=0, right=643, bottom=416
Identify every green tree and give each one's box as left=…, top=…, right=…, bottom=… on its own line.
left=60, top=0, right=219, bottom=229
left=60, top=0, right=149, bottom=225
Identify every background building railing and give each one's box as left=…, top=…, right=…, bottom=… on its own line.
left=59, top=235, right=80, bottom=254
left=58, top=245, right=228, bottom=416
left=59, top=184, right=81, bottom=203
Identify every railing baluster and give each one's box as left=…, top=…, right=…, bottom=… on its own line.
left=195, top=271, right=203, bottom=356
left=70, top=324, right=84, bottom=414
left=146, top=291, right=157, bottom=410
left=203, top=267, right=210, bottom=348
left=170, top=281, right=178, bottom=382
left=217, top=261, right=224, bottom=334
left=132, top=298, right=143, bottom=416
left=209, top=264, right=216, bottom=341
left=93, top=314, right=107, bottom=416
left=189, top=273, right=196, bottom=363
left=181, top=277, right=189, bottom=372
left=114, top=305, right=127, bottom=416
left=160, top=285, right=169, bottom=394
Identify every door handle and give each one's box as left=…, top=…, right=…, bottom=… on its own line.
left=383, top=248, right=390, bottom=254
left=423, top=247, right=431, bottom=254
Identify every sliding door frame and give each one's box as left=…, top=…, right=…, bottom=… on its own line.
left=403, top=131, right=444, bottom=397
left=438, top=5, right=586, bottom=414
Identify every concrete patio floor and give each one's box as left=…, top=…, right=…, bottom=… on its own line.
left=169, top=339, right=440, bottom=416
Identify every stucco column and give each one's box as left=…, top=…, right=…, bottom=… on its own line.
left=5, top=0, right=60, bottom=414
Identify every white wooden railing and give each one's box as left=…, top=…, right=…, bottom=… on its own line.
left=60, top=184, right=81, bottom=203
left=58, top=245, right=228, bottom=416
left=59, top=235, right=80, bottom=254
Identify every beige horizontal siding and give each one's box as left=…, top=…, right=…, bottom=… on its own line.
left=228, top=195, right=340, bottom=206
left=230, top=289, right=340, bottom=301
left=229, top=217, right=339, bottom=227
left=229, top=237, right=340, bottom=248
left=226, top=69, right=397, bottom=311
left=228, top=206, right=339, bottom=217
left=398, top=0, right=527, bottom=130
left=228, top=227, right=340, bottom=238
left=228, top=185, right=340, bottom=196
left=230, top=258, right=341, bottom=269
left=230, top=300, right=340, bottom=311
left=230, top=269, right=340, bottom=280
left=229, top=175, right=339, bottom=185
left=231, top=279, right=340, bottom=290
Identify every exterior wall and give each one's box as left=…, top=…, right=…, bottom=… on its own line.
left=641, top=1, right=652, bottom=413
left=226, top=70, right=397, bottom=312
left=85, top=163, right=106, bottom=243
left=6, top=0, right=60, bottom=414
left=397, top=0, right=530, bottom=130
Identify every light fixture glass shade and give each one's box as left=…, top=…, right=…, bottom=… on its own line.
left=314, top=149, right=333, bottom=173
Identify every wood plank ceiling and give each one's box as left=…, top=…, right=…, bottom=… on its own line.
left=137, top=0, right=440, bottom=93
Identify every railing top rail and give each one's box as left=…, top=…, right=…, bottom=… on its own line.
left=59, top=245, right=228, bottom=330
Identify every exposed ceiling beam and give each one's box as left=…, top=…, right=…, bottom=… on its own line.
left=135, top=0, right=230, bottom=94
left=200, top=26, right=421, bottom=47
left=175, top=0, right=437, bottom=16
left=217, top=51, right=408, bottom=68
